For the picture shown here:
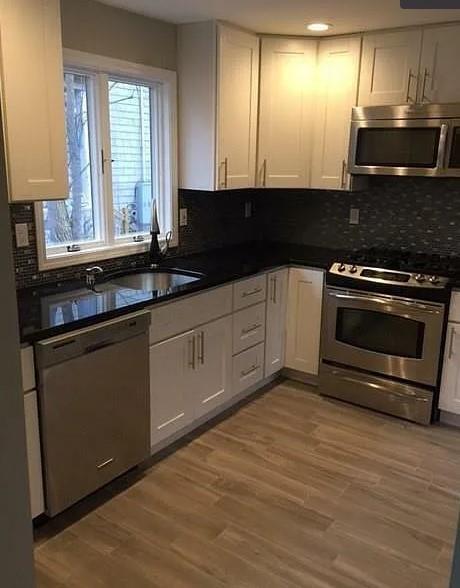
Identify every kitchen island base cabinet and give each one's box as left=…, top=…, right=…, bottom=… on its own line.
left=265, top=269, right=288, bottom=377
left=285, top=268, right=324, bottom=376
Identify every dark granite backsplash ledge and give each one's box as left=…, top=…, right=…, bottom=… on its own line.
left=11, top=177, right=460, bottom=289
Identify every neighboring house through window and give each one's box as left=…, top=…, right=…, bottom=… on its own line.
left=36, top=50, right=177, bottom=270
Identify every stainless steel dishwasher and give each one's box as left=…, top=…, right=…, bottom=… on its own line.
left=35, top=312, right=151, bottom=516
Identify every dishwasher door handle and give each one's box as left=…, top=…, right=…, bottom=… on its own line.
left=85, top=340, right=115, bottom=354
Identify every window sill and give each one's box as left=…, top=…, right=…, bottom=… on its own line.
left=38, top=235, right=177, bottom=272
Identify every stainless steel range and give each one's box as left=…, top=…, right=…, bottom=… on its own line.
left=320, top=251, right=454, bottom=425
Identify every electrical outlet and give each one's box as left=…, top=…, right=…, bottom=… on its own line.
left=179, top=208, right=188, bottom=227
left=349, top=207, right=360, bottom=225
left=244, top=201, right=252, bottom=218
left=15, top=223, right=29, bottom=247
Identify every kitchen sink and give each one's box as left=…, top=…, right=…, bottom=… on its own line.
left=109, top=269, right=202, bottom=292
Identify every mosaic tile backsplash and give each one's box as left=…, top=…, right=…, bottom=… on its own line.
left=10, top=176, right=460, bottom=289
left=256, top=176, right=460, bottom=256
left=11, top=189, right=258, bottom=289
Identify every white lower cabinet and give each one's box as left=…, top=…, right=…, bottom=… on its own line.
left=285, top=268, right=324, bottom=376
left=24, top=390, right=45, bottom=518
left=194, top=316, right=232, bottom=418
left=440, top=294, right=460, bottom=416
left=149, top=330, right=195, bottom=446
left=265, top=268, right=288, bottom=377
left=232, top=342, right=265, bottom=396
left=150, top=312, right=232, bottom=448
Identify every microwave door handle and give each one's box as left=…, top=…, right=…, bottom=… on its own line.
left=437, top=124, right=449, bottom=170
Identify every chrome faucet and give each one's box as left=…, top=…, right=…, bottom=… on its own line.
left=85, top=266, right=104, bottom=288
left=149, top=198, right=172, bottom=267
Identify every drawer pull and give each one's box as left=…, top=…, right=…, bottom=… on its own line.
left=242, top=287, right=263, bottom=298
left=97, top=458, right=114, bottom=470
left=242, top=323, right=262, bottom=335
left=241, top=364, right=260, bottom=378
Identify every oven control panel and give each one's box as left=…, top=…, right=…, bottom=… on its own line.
left=330, top=263, right=450, bottom=289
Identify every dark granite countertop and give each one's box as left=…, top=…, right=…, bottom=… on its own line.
left=16, top=242, right=342, bottom=343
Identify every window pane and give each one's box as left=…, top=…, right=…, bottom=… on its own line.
left=44, top=73, right=97, bottom=248
left=108, top=80, right=154, bottom=238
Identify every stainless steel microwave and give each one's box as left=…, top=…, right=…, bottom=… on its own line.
left=348, top=103, right=460, bottom=177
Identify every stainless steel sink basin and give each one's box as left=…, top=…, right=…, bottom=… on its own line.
left=110, top=270, right=201, bottom=292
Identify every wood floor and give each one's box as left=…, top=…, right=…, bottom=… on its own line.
left=35, top=380, right=460, bottom=588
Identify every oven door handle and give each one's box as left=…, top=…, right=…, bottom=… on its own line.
left=328, top=291, right=442, bottom=314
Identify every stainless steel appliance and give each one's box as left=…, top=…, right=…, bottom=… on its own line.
left=36, top=312, right=150, bottom=516
left=320, top=251, right=453, bottom=424
left=348, top=103, right=460, bottom=177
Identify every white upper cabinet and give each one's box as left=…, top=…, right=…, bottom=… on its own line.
left=178, top=21, right=259, bottom=191
left=258, top=37, right=317, bottom=188
left=0, top=0, right=68, bottom=201
left=359, top=30, right=423, bottom=106
left=419, top=24, right=460, bottom=104
left=311, top=37, right=361, bottom=190
left=217, top=26, right=259, bottom=190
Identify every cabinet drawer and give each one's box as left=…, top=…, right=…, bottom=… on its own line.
left=21, top=346, right=35, bottom=392
left=233, top=302, right=266, bottom=354
left=450, top=291, right=460, bottom=323
left=232, top=342, right=265, bottom=396
left=233, top=274, right=266, bottom=311
left=150, top=285, right=233, bottom=344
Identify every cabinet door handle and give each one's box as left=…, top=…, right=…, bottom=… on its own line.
left=406, top=70, right=416, bottom=103
left=220, top=157, right=228, bottom=189
left=341, top=160, right=347, bottom=190
left=241, top=323, right=262, bottom=335
left=421, top=68, right=431, bottom=103
left=449, top=326, right=456, bottom=360
left=242, top=287, right=263, bottom=298
left=197, top=331, right=205, bottom=365
left=188, top=336, right=196, bottom=369
left=262, top=159, right=267, bottom=187
left=241, top=364, right=260, bottom=378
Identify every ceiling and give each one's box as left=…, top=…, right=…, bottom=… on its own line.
left=98, top=0, right=460, bottom=36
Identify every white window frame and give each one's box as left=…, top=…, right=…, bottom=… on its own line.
left=36, top=49, right=178, bottom=271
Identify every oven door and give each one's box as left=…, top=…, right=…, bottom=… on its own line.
left=322, top=288, right=445, bottom=386
left=348, top=118, right=449, bottom=177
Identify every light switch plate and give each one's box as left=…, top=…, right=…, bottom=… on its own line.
left=179, top=208, right=188, bottom=227
left=349, top=207, right=360, bottom=225
left=15, top=223, right=29, bottom=247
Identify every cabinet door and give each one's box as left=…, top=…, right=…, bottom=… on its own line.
left=419, top=25, right=460, bottom=104
left=285, top=268, right=324, bottom=375
left=439, top=324, right=460, bottom=415
left=311, top=37, right=361, bottom=190
left=265, top=269, right=288, bottom=377
left=24, top=391, right=45, bottom=519
left=359, top=30, right=422, bottom=106
left=258, top=38, right=317, bottom=188
left=0, top=0, right=68, bottom=201
left=194, top=316, right=232, bottom=417
left=217, top=25, right=259, bottom=189
left=150, top=330, right=195, bottom=446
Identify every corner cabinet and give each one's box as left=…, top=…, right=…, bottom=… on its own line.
left=439, top=292, right=460, bottom=416
left=311, top=37, right=361, bottom=190
left=265, top=268, right=288, bottom=377
left=257, top=38, right=317, bottom=188
left=178, top=21, right=259, bottom=191
left=285, top=268, right=324, bottom=376
left=0, top=0, right=68, bottom=201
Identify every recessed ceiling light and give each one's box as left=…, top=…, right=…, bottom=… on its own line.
left=307, top=23, right=331, bottom=32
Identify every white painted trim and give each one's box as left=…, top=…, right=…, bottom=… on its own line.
left=36, top=50, right=178, bottom=271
